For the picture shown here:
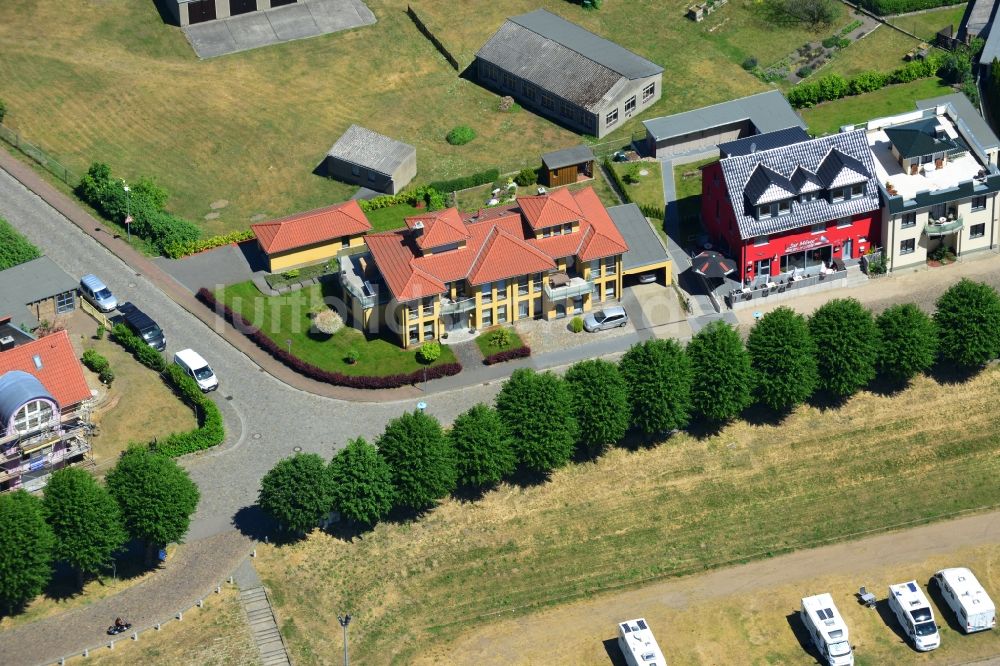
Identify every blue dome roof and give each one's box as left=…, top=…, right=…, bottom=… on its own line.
left=0, top=370, right=55, bottom=426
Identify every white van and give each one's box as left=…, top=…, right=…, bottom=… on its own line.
left=888, top=580, right=940, bottom=651
left=173, top=349, right=218, bottom=392
left=933, top=568, right=996, bottom=633
left=617, top=618, right=666, bottom=666
left=800, top=593, right=854, bottom=665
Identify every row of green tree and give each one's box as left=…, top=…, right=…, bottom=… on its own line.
left=258, top=279, right=1000, bottom=535
left=0, top=448, right=200, bottom=613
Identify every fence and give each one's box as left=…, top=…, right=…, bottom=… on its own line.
left=0, top=123, right=77, bottom=186
left=407, top=4, right=460, bottom=71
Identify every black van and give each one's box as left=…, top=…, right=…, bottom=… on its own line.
left=117, top=302, right=166, bottom=351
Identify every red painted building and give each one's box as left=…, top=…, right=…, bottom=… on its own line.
left=701, top=128, right=882, bottom=285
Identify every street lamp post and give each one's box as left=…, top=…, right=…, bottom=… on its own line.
left=337, top=614, right=351, bottom=666
left=121, top=179, right=131, bottom=243
left=285, top=338, right=292, bottom=355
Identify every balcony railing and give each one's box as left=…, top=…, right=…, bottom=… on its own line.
left=341, top=272, right=377, bottom=309
left=440, top=297, right=476, bottom=315
left=924, top=217, right=964, bottom=237
left=544, top=277, right=594, bottom=300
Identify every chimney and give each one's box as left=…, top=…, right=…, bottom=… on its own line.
left=412, top=220, right=424, bottom=236
left=0, top=335, right=14, bottom=352
left=750, top=142, right=757, bottom=154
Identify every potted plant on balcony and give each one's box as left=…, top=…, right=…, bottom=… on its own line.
left=885, top=180, right=897, bottom=196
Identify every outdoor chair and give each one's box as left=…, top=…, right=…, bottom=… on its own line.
left=858, top=586, right=877, bottom=608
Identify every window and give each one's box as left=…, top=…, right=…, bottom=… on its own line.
left=423, top=320, right=435, bottom=340
left=497, top=305, right=507, bottom=323
left=488, top=64, right=497, bottom=81
left=408, top=306, right=420, bottom=321
left=973, top=195, right=988, bottom=210
left=482, top=284, right=493, bottom=304
left=502, top=72, right=514, bottom=89
left=517, top=276, right=529, bottom=295
left=971, top=222, right=986, bottom=238
left=851, top=183, right=864, bottom=197
left=757, top=204, right=772, bottom=219
left=13, top=400, right=53, bottom=434
left=590, top=259, right=601, bottom=279
left=518, top=301, right=529, bottom=318
left=351, top=165, right=360, bottom=177
left=560, top=103, right=573, bottom=119
left=341, top=238, right=350, bottom=250
left=55, top=291, right=75, bottom=314
left=422, top=298, right=434, bottom=317
left=563, top=222, right=573, bottom=234
left=800, top=191, right=817, bottom=203
left=831, top=187, right=845, bottom=202
left=495, top=279, right=507, bottom=300
left=900, top=238, right=916, bottom=255
left=811, top=222, right=826, bottom=234
left=753, top=235, right=769, bottom=246
left=756, top=259, right=771, bottom=276
left=625, top=96, right=636, bottom=114
left=541, top=95, right=553, bottom=110
left=604, top=282, right=616, bottom=299
left=606, top=109, right=619, bottom=127
left=759, top=201, right=790, bottom=218
left=367, top=172, right=376, bottom=183
left=605, top=257, right=616, bottom=275
left=524, top=84, right=536, bottom=101
left=901, top=212, right=917, bottom=228
left=533, top=273, right=542, bottom=292
left=836, top=217, right=852, bottom=228
left=642, top=82, right=655, bottom=102
left=481, top=309, right=493, bottom=327
left=572, top=296, right=584, bottom=314
left=778, top=200, right=790, bottom=214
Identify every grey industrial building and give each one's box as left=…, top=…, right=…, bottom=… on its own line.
left=474, top=9, right=663, bottom=138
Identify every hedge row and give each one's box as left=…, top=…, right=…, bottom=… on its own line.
left=76, top=163, right=200, bottom=258
left=428, top=168, right=500, bottom=193
left=0, top=216, right=41, bottom=270
left=167, top=229, right=256, bottom=258
left=483, top=346, right=532, bottom=365
left=196, top=288, right=463, bottom=389
left=357, top=185, right=447, bottom=213
left=111, top=324, right=224, bottom=456
left=787, top=56, right=942, bottom=108
left=856, top=0, right=964, bottom=15
left=153, top=365, right=225, bottom=457
left=603, top=158, right=632, bottom=204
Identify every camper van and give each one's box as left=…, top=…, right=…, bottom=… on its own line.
left=800, top=594, right=854, bottom=665
left=933, top=568, right=996, bottom=633
left=888, top=580, right=940, bottom=651
left=617, top=618, right=666, bottom=666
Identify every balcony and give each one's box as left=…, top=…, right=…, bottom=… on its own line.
left=440, top=296, right=476, bottom=315
left=924, top=217, right=963, bottom=237
left=544, top=275, right=594, bottom=300
left=340, top=264, right=377, bottom=309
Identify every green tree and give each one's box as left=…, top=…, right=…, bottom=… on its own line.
left=935, top=279, right=1000, bottom=369
left=495, top=369, right=579, bottom=474
left=619, top=339, right=692, bottom=435
left=377, top=411, right=457, bottom=511
left=43, top=467, right=127, bottom=585
left=686, top=321, right=753, bottom=422
left=875, top=303, right=938, bottom=383
left=449, top=404, right=516, bottom=488
left=0, top=491, right=54, bottom=612
left=564, top=359, right=629, bottom=455
left=328, top=438, right=395, bottom=527
left=746, top=307, right=818, bottom=411
left=809, top=298, right=879, bottom=397
left=105, top=447, right=200, bottom=563
left=259, top=453, right=333, bottom=534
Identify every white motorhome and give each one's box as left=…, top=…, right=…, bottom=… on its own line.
left=617, top=618, right=666, bottom=666
left=888, top=580, right=940, bottom=651
left=800, top=593, right=854, bottom=665
left=933, top=568, right=997, bottom=633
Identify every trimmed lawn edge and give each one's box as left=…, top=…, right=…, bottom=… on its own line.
left=197, top=288, right=462, bottom=389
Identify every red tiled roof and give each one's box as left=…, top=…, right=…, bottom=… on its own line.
left=405, top=209, right=469, bottom=250
left=518, top=187, right=583, bottom=230
left=363, top=187, right=627, bottom=302
left=0, top=330, right=91, bottom=408
left=251, top=200, right=372, bottom=254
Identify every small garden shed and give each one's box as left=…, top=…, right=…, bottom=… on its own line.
left=325, top=125, right=417, bottom=195
left=541, top=145, right=595, bottom=187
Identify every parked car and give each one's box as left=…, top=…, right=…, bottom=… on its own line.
left=932, top=568, right=996, bottom=633
left=79, top=274, right=117, bottom=312
left=173, top=349, right=218, bottom=392
left=638, top=272, right=658, bottom=284
left=117, top=302, right=166, bottom=352
left=583, top=306, right=628, bottom=332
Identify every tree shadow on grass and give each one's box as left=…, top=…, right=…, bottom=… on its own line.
left=741, top=402, right=791, bottom=427
left=785, top=611, right=825, bottom=664
left=928, top=358, right=982, bottom=386
left=506, top=466, right=552, bottom=489
left=231, top=504, right=293, bottom=545
left=867, top=373, right=912, bottom=398
left=616, top=429, right=678, bottom=452
left=686, top=417, right=727, bottom=441
left=806, top=389, right=850, bottom=412
left=324, top=519, right=373, bottom=544
left=452, top=483, right=491, bottom=504
left=37, top=541, right=149, bottom=605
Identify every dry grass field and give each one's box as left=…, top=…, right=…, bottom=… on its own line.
left=256, top=365, right=1000, bottom=663
left=818, top=25, right=922, bottom=81
left=0, top=0, right=839, bottom=239
left=67, top=585, right=256, bottom=666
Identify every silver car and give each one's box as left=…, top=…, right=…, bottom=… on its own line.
left=79, top=274, right=117, bottom=312
left=583, top=306, right=628, bottom=332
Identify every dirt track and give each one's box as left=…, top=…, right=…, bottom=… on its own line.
left=430, top=510, right=1000, bottom=665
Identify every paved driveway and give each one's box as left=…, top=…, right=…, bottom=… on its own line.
left=184, top=0, right=376, bottom=58
left=152, top=241, right=265, bottom=292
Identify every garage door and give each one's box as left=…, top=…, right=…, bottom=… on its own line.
left=187, top=0, right=217, bottom=24
left=271, top=0, right=297, bottom=6
left=229, top=0, right=257, bottom=16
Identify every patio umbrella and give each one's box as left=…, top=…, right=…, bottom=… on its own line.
left=691, top=251, right=737, bottom=280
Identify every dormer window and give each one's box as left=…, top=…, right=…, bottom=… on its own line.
left=800, top=191, right=817, bottom=203
left=757, top=200, right=791, bottom=219
left=831, top=187, right=845, bottom=202
left=851, top=183, right=864, bottom=197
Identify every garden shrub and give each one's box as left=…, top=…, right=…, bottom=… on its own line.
left=822, top=36, right=839, bottom=49
left=196, top=289, right=462, bottom=389
left=514, top=168, right=537, bottom=187
left=111, top=323, right=166, bottom=372
left=570, top=316, right=584, bottom=333
left=742, top=57, right=758, bottom=71
left=417, top=341, right=442, bottom=363
left=152, top=365, right=224, bottom=457
left=166, top=230, right=255, bottom=259
left=483, top=346, right=531, bottom=365
left=81, top=349, right=110, bottom=374
left=446, top=125, right=476, bottom=146
left=489, top=328, right=512, bottom=349
left=857, top=0, right=966, bottom=16
left=0, top=217, right=41, bottom=270
left=98, top=367, right=115, bottom=386
left=797, top=66, right=813, bottom=79
left=312, top=309, right=344, bottom=335
left=428, top=169, right=500, bottom=193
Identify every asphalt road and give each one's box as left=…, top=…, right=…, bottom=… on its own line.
left=0, top=168, right=502, bottom=541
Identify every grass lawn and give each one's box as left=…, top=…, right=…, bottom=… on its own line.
left=610, top=161, right=664, bottom=212
left=217, top=280, right=456, bottom=376
left=816, top=24, right=922, bottom=80
left=453, top=177, right=620, bottom=213
left=70, top=584, right=256, bottom=665
left=364, top=203, right=430, bottom=232
left=889, top=4, right=968, bottom=43
left=801, top=78, right=956, bottom=135
left=473, top=326, right=523, bottom=357
left=257, top=366, right=1000, bottom=663
left=82, top=336, right=196, bottom=469
left=673, top=157, right=719, bottom=243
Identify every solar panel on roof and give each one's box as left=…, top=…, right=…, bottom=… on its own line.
left=637, top=619, right=648, bottom=630
left=908, top=582, right=919, bottom=592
